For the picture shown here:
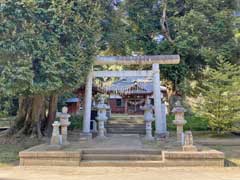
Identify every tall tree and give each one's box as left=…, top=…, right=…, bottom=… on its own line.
left=195, top=60, right=240, bottom=133
left=0, top=0, right=103, bottom=137
left=123, top=0, right=239, bottom=95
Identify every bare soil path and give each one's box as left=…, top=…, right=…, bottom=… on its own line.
left=0, top=166, right=240, bottom=180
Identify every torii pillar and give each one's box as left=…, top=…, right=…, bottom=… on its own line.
left=80, top=71, right=93, bottom=140
left=152, top=64, right=166, bottom=138
left=81, top=55, right=180, bottom=140
left=80, top=70, right=93, bottom=140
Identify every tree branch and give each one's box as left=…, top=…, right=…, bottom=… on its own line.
left=161, top=0, right=174, bottom=44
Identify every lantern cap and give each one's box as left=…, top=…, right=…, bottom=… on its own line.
left=171, top=100, right=186, bottom=113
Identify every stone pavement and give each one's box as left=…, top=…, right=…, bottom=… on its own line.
left=78, top=134, right=143, bottom=149
left=0, top=166, right=240, bottom=180
left=25, top=133, right=182, bottom=152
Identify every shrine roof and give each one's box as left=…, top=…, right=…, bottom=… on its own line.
left=101, top=77, right=166, bottom=95
left=65, top=97, right=80, bottom=103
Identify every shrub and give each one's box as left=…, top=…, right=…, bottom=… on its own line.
left=68, top=114, right=83, bottom=130
left=167, top=114, right=209, bottom=131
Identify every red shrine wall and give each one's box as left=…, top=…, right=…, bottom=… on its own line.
left=67, top=102, right=80, bottom=114
left=108, top=99, right=125, bottom=113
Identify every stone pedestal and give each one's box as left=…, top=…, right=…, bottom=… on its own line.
left=50, top=121, right=61, bottom=146
left=61, top=125, right=70, bottom=145
left=172, top=101, right=187, bottom=142
left=145, top=121, right=154, bottom=140
left=182, top=131, right=197, bottom=151
left=95, top=97, right=109, bottom=139
left=97, top=120, right=106, bottom=138
left=58, top=107, right=71, bottom=145
left=173, top=120, right=187, bottom=141
left=141, top=98, right=154, bottom=141
left=182, top=145, right=198, bottom=151
left=79, top=132, right=92, bottom=141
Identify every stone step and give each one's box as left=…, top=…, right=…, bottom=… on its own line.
left=108, top=118, right=144, bottom=122
left=106, top=124, right=145, bottom=128
left=107, top=131, right=145, bottom=135
left=110, top=116, right=144, bottom=119
left=82, top=149, right=162, bottom=155
left=106, top=126, right=145, bottom=129
left=106, top=121, right=145, bottom=126
left=108, top=119, right=144, bottom=121
left=82, top=154, right=162, bottom=161
left=107, top=127, right=145, bottom=131
left=80, top=160, right=165, bottom=167
left=106, top=129, right=145, bottom=133
left=107, top=128, right=145, bottom=134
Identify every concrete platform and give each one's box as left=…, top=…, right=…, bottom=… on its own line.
left=19, top=134, right=224, bottom=167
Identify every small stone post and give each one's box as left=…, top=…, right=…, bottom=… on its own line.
left=183, top=131, right=197, bottom=151
left=140, top=97, right=154, bottom=141
left=172, top=101, right=187, bottom=142
left=58, top=107, right=71, bottom=145
left=50, top=121, right=61, bottom=146
left=95, top=97, right=109, bottom=139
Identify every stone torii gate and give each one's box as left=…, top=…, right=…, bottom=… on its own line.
left=81, top=55, right=180, bottom=140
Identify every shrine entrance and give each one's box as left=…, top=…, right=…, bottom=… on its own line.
left=81, top=55, right=180, bottom=139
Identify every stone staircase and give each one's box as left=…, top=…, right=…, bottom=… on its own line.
left=106, top=115, right=146, bottom=134
left=80, top=149, right=163, bottom=167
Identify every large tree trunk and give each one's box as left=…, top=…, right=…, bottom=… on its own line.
left=9, top=95, right=46, bottom=138
left=46, top=95, right=58, bottom=137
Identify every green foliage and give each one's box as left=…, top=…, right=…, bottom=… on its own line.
left=0, top=0, right=103, bottom=97
left=122, top=0, right=239, bottom=92
left=0, top=96, right=18, bottom=118
left=167, top=114, right=208, bottom=131
left=68, top=114, right=83, bottom=130
left=99, top=0, right=130, bottom=55
left=194, top=59, right=240, bottom=133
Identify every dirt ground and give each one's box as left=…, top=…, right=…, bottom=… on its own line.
left=0, top=132, right=240, bottom=180
left=0, top=166, right=240, bottom=180
left=0, top=131, right=240, bottom=166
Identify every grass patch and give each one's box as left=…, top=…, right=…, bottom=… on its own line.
left=0, top=144, right=23, bottom=166
left=208, top=145, right=240, bottom=167
left=0, top=136, right=42, bottom=166
left=0, top=117, right=15, bottom=127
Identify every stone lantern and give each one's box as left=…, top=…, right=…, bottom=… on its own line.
left=95, top=96, right=109, bottom=139
left=172, top=101, right=187, bottom=141
left=140, top=97, right=154, bottom=141
left=57, top=107, right=71, bottom=145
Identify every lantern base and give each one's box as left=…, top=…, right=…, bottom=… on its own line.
left=79, top=132, right=92, bottom=141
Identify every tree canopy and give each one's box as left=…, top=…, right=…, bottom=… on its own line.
left=0, top=0, right=105, bottom=136
left=123, top=0, right=239, bottom=88
left=0, top=0, right=102, bottom=97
